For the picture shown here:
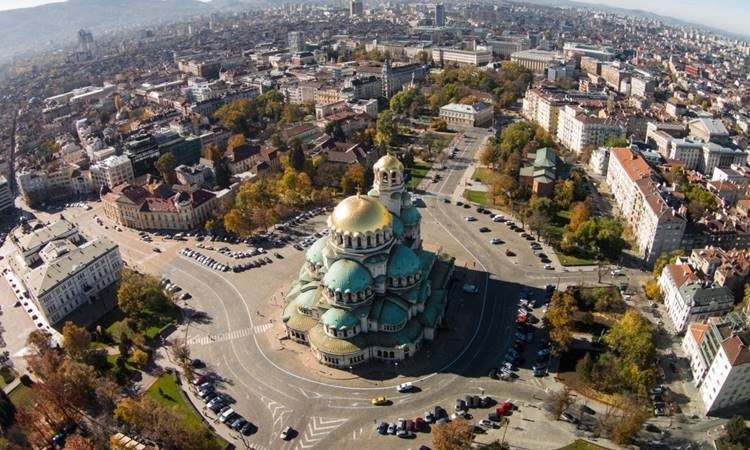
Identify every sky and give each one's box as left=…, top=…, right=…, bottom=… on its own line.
left=573, top=0, right=745, bottom=36
left=0, top=0, right=745, bottom=37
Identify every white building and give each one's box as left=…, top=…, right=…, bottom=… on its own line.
left=556, top=105, right=625, bottom=154
left=606, top=147, right=686, bottom=265
left=667, top=138, right=704, bottom=170
left=90, top=155, right=135, bottom=191
left=0, top=175, right=13, bottom=212
left=682, top=319, right=750, bottom=414
left=658, top=258, right=734, bottom=332
left=439, top=102, right=493, bottom=130
left=510, top=49, right=562, bottom=74
left=588, top=147, right=610, bottom=176
left=431, top=47, right=493, bottom=66
left=8, top=219, right=122, bottom=325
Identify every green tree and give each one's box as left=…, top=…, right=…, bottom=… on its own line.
left=652, top=249, right=684, bottom=278
left=289, top=139, right=306, bottom=171
left=553, top=179, right=575, bottom=210
left=576, top=352, right=594, bottom=382
left=374, top=110, right=398, bottom=150
left=605, top=136, right=629, bottom=147
left=723, top=416, right=749, bottom=445
left=155, top=152, right=177, bottom=185
left=604, top=310, right=656, bottom=368
left=117, top=270, right=171, bottom=320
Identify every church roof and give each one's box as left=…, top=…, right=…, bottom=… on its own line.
left=305, top=237, right=327, bottom=266
left=387, top=244, right=422, bottom=277
left=321, top=307, right=359, bottom=330
left=329, top=194, right=392, bottom=234
left=323, top=259, right=373, bottom=293
left=400, top=205, right=421, bottom=226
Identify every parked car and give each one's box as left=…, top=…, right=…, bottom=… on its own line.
left=371, top=396, right=388, bottom=406
left=280, top=426, right=293, bottom=440
left=462, top=284, right=479, bottom=294
left=397, top=382, right=415, bottom=392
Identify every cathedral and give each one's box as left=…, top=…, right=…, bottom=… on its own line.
left=281, top=154, right=454, bottom=368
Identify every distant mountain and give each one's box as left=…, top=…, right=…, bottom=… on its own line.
left=515, top=0, right=750, bottom=41
left=0, top=0, right=215, bottom=61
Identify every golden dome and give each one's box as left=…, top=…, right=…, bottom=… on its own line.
left=374, top=154, right=404, bottom=172
left=329, top=194, right=392, bottom=234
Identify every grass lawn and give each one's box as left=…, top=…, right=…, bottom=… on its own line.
left=146, top=373, right=227, bottom=447
left=547, top=210, right=600, bottom=266
left=471, top=167, right=494, bottom=185
left=557, top=439, right=609, bottom=450
left=96, top=305, right=179, bottom=344
left=557, top=253, right=599, bottom=266
left=464, top=190, right=496, bottom=207
left=8, top=383, right=34, bottom=408
left=408, top=160, right=433, bottom=189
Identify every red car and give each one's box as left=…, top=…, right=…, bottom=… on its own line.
left=497, top=400, right=514, bottom=415
left=405, top=419, right=416, bottom=432
left=414, top=417, right=425, bottom=431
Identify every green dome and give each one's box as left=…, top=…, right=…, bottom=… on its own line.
left=296, top=288, right=319, bottom=310
left=392, top=215, right=405, bottom=237
left=387, top=244, right=421, bottom=277
left=400, top=206, right=421, bottom=226
left=321, top=307, right=359, bottom=330
left=282, top=299, right=298, bottom=322
left=368, top=187, right=380, bottom=197
left=306, top=237, right=327, bottom=266
left=323, top=259, right=373, bottom=293
left=379, top=301, right=407, bottom=326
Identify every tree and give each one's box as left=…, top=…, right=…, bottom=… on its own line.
left=0, top=390, right=15, bottom=428
left=576, top=352, right=594, bottom=382
left=131, top=348, right=149, bottom=368
left=432, top=418, right=473, bottom=450
left=545, top=388, right=574, bottom=420
left=289, top=139, right=305, bottom=171
left=62, top=322, right=91, bottom=362
left=64, top=435, right=97, bottom=450
left=546, top=292, right=577, bottom=353
left=374, top=110, right=398, bottom=150
left=117, top=270, right=171, bottom=320
left=652, top=249, right=684, bottom=278
left=171, top=340, right=191, bottom=373
left=203, top=143, right=222, bottom=163
left=213, top=158, right=230, bottom=189
left=611, top=404, right=647, bottom=445
left=643, top=279, right=661, bottom=301
left=227, top=134, right=246, bottom=152
left=604, top=310, right=655, bottom=369
left=341, top=164, right=365, bottom=195
left=605, top=136, right=629, bottom=148
left=567, top=202, right=591, bottom=233
left=155, top=152, right=177, bottom=185
left=553, top=179, right=575, bottom=210
left=723, top=416, right=749, bottom=445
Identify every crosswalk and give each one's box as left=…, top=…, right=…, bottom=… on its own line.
left=187, top=323, right=273, bottom=345
left=295, top=416, right=348, bottom=449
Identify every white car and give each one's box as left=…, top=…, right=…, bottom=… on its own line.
left=464, top=216, right=477, bottom=222
left=544, top=264, right=554, bottom=270
left=396, top=382, right=414, bottom=392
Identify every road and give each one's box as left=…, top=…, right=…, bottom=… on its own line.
left=0, top=127, right=609, bottom=450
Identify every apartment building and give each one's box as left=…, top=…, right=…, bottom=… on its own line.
left=606, top=147, right=686, bottom=265
left=658, top=258, right=734, bottom=332
left=0, top=176, right=13, bottom=212
left=557, top=105, right=625, bottom=154
left=90, top=155, right=135, bottom=191
left=689, top=246, right=750, bottom=300
left=8, top=219, right=122, bottom=325
left=17, top=161, right=90, bottom=203
left=439, top=102, right=493, bottom=130
left=682, top=318, right=750, bottom=414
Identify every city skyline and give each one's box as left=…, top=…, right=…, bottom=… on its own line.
left=0, top=0, right=747, bottom=38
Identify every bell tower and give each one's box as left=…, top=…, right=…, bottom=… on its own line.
left=372, top=154, right=404, bottom=216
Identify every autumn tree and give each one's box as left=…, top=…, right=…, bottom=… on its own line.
left=545, top=388, right=575, bottom=420
left=63, top=434, right=97, bottom=450
left=340, top=164, right=365, bottom=195
left=567, top=202, right=591, bottom=233
left=226, top=133, right=246, bottom=152
left=155, top=152, right=177, bottom=185
left=546, top=291, right=578, bottom=353
left=432, top=418, right=473, bottom=450
left=62, top=322, right=91, bottom=362
left=374, top=110, right=398, bottom=150
left=611, top=401, right=648, bottom=445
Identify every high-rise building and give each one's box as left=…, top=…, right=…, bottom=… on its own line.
left=435, top=3, right=446, bottom=27
left=350, top=0, right=364, bottom=17
left=0, top=175, right=13, bottom=212
left=288, top=31, right=305, bottom=53
left=76, top=29, right=95, bottom=61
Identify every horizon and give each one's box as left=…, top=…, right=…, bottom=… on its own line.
left=0, top=0, right=745, bottom=38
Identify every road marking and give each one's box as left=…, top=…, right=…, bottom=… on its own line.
left=186, top=326, right=253, bottom=345
left=253, top=322, right=274, bottom=334
left=294, top=416, right=348, bottom=450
